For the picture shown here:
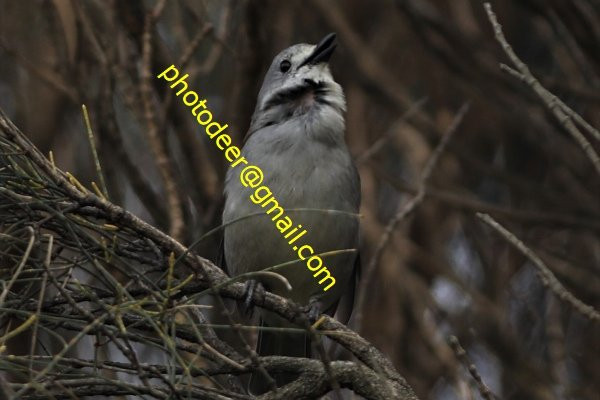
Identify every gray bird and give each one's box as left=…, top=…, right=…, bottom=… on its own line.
left=222, top=33, right=360, bottom=392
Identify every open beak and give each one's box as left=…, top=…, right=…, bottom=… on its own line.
left=298, top=32, right=337, bottom=68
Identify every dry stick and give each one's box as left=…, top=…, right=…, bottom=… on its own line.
left=177, top=311, right=245, bottom=395
left=0, top=124, right=231, bottom=394
left=370, top=164, right=600, bottom=232
left=186, top=307, right=245, bottom=370
left=140, top=0, right=184, bottom=241
left=48, top=3, right=168, bottom=226
left=159, top=16, right=292, bottom=396
left=144, top=17, right=278, bottom=386
left=14, top=314, right=110, bottom=398
left=355, top=103, right=470, bottom=331
left=554, top=94, right=600, bottom=142
left=501, top=65, right=600, bottom=143
left=547, top=10, right=600, bottom=93
left=197, top=3, right=233, bottom=75
left=0, top=226, right=35, bottom=308
left=161, top=22, right=214, bottom=116
left=29, top=235, right=52, bottom=378
left=0, top=107, right=270, bottom=391
left=81, top=105, right=109, bottom=199
left=310, top=0, right=417, bottom=112
left=0, top=111, right=418, bottom=400
left=356, top=97, right=428, bottom=164
left=484, top=2, right=600, bottom=176
left=0, top=41, right=79, bottom=103
left=178, top=24, right=214, bottom=69
left=74, top=1, right=108, bottom=68
left=37, top=251, right=167, bottom=399
left=545, top=10, right=600, bottom=141
left=448, top=336, right=496, bottom=400
left=477, top=213, right=599, bottom=322
left=163, top=6, right=230, bottom=220
left=40, top=208, right=178, bottom=395
left=160, top=23, right=214, bottom=126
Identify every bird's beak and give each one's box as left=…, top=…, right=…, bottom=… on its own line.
left=298, top=32, right=337, bottom=68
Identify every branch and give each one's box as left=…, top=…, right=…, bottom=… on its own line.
left=355, top=103, right=470, bottom=330
left=477, top=213, right=599, bottom=322
left=484, top=2, right=600, bottom=177
left=140, top=0, right=184, bottom=240
left=449, top=336, right=497, bottom=400
left=0, top=106, right=420, bottom=399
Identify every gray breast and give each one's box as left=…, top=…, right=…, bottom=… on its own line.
left=222, top=117, right=359, bottom=305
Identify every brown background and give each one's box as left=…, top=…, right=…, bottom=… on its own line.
left=0, top=1, right=598, bottom=399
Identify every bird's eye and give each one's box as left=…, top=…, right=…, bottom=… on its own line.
left=279, top=60, right=291, bottom=73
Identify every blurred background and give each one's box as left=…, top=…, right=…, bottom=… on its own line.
left=0, top=0, right=598, bottom=399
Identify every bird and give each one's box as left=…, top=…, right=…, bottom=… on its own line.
left=221, top=32, right=360, bottom=393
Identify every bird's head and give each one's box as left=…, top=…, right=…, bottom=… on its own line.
left=249, top=33, right=346, bottom=136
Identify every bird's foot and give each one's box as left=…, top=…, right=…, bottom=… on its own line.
left=242, top=279, right=265, bottom=317
left=305, top=298, right=325, bottom=323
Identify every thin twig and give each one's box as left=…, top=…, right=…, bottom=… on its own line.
left=355, top=103, right=470, bottom=330
left=477, top=213, right=599, bottom=322
left=0, top=104, right=420, bottom=399
left=29, top=235, right=52, bottom=378
left=484, top=2, right=600, bottom=176
left=356, top=97, right=428, bottom=164
left=140, top=0, right=184, bottom=241
left=178, top=24, right=214, bottom=69
left=448, top=336, right=497, bottom=400
left=81, top=105, right=109, bottom=200
left=0, top=226, right=35, bottom=308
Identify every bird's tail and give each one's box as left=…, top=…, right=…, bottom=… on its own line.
left=249, top=318, right=310, bottom=394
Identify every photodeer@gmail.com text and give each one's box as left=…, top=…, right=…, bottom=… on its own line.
left=157, top=64, right=338, bottom=291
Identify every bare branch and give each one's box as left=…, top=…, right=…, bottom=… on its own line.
left=484, top=2, right=600, bottom=176
left=356, top=103, right=470, bottom=330
left=477, top=213, right=599, bottom=322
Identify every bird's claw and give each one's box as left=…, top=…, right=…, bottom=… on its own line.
left=306, top=299, right=324, bottom=323
left=242, top=279, right=264, bottom=316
